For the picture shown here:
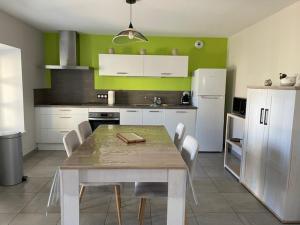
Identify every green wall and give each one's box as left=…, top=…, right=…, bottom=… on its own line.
left=44, top=33, right=227, bottom=91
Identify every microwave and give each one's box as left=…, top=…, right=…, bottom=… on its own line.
left=232, top=97, right=247, bottom=117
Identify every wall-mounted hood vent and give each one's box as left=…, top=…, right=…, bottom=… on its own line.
left=45, top=31, right=92, bottom=70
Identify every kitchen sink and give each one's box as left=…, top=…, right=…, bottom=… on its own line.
left=132, top=104, right=169, bottom=107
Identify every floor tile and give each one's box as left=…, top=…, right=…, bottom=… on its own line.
left=0, top=177, right=50, bottom=193
left=0, top=193, right=35, bottom=213
left=25, top=165, right=57, bottom=178
left=0, top=213, right=17, bottom=225
left=9, top=213, right=60, bottom=225
left=202, top=165, right=236, bottom=181
left=80, top=192, right=112, bottom=213
left=21, top=193, right=60, bottom=214
left=222, top=193, right=267, bottom=213
left=105, top=213, right=150, bottom=225
left=211, top=178, right=247, bottom=193
left=192, top=178, right=219, bottom=193
left=237, top=212, right=286, bottom=225
left=195, top=213, right=244, bottom=225
left=108, top=197, right=150, bottom=215
left=57, top=213, right=107, bottom=225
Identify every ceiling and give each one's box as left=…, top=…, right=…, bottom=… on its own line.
left=0, top=0, right=297, bottom=37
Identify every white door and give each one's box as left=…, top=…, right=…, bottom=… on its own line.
left=99, top=54, right=143, bottom=76
left=120, top=109, right=143, bottom=125
left=192, top=69, right=226, bottom=96
left=263, top=90, right=295, bottom=216
left=143, top=55, right=188, bottom=77
left=164, top=109, right=196, bottom=140
left=142, top=109, right=164, bottom=125
left=242, top=89, right=268, bottom=199
left=195, top=95, right=225, bottom=152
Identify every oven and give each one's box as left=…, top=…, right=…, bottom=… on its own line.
left=88, top=112, right=120, bottom=131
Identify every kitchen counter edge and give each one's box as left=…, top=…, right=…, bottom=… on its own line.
left=34, top=104, right=197, bottom=109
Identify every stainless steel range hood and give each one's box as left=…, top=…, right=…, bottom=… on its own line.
left=45, top=31, right=91, bottom=70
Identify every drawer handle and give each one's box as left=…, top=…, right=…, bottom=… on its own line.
left=149, top=110, right=160, bottom=112
left=126, top=110, right=138, bottom=112
left=117, top=72, right=128, bottom=75
left=59, top=116, right=72, bottom=119
left=176, top=111, right=187, bottom=113
left=161, top=72, right=173, bottom=75
left=59, top=109, right=72, bottom=111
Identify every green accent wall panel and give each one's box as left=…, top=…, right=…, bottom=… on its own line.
left=44, top=33, right=227, bottom=91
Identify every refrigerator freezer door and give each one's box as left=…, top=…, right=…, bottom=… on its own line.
left=192, top=69, right=226, bottom=96
left=195, top=95, right=225, bottom=152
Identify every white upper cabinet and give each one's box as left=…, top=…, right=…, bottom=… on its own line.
left=99, top=54, right=143, bottom=76
left=99, top=54, right=188, bottom=77
left=143, top=55, right=188, bottom=77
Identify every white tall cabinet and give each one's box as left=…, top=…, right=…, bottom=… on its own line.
left=241, top=87, right=300, bottom=223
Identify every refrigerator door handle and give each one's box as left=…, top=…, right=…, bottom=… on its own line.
left=200, top=95, right=223, bottom=99
left=260, top=108, right=265, bottom=124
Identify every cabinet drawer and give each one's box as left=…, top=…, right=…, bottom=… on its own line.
left=120, top=109, right=143, bottom=125
left=38, top=129, right=71, bottom=143
left=39, top=114, right=88, bottom=129
left=37, top=107, right=88, bottom=115
left=142, top=109, right=164, bottom=125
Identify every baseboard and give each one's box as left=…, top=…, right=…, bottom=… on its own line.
left=37, top=143, right=64, bottom=150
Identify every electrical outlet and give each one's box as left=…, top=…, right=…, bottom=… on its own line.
left=97, top=94, right=108, bottom=99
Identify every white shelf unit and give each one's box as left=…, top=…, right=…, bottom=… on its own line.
left=224, top=113, right=245, bottom=179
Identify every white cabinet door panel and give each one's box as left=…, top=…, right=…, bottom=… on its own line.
left=120, top=109, right=143, bottom=125
left=143, top=55, right=188, bottom=77
left=242, top=89, right=268, bottom=199
left=38, top=107, right=88, bottom=115
left=142, top=109, right=164, bottom=125
left=39, top=129, right=71, bottom=143
left=164, top=109, right=196, bottom=140
left=40, top=114, right=88, bottom=129
left=99, top=54, right=143, bottom=76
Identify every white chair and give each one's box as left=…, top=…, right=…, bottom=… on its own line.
left=174, top=123, right=186, bottom=152
left=78, top=121, right=92, bottom=144
left=63, top=130, right=122, bottom=225
left=134, top=135, right=199, bottom=225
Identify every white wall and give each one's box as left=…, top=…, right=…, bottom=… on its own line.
left=0, top=10, right=44, bottom=155
left=227, top=2, right=300, bottom=103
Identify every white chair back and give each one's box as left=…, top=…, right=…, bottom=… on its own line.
left=181, top=135, right=199, bottom=205
left=78, top=121, right=92, bottom=144
left=63, top=130, right=80, bottom=158
left=174, top=123, right=185, bottom=151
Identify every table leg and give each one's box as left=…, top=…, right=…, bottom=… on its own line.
left=60, top=169, right=79, bottom=225
left=167, top=169, right=187, bottom=225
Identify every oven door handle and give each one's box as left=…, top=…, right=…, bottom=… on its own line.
left=88, top=118, right=120, bottom=121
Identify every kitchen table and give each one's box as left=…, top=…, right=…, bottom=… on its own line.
left=59, top=125, right=187, bottom=225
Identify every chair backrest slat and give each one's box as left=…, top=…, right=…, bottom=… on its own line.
left=63, top=130, right=80, bottom=158
left=78, top=121, right=92, bottom=144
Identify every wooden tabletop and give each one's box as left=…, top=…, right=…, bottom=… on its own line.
left=60, top=125, right=186, bottom=170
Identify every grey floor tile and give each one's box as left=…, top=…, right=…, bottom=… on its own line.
left=0, top=193, right=35, bottom=213
left=0, top=213, right=17, bottom=225
left=80, top=192, right=111, bottom=213
left=211, top=178, right=247, bottom=193
left=57, top=213, right=107, bottom=225
left=0, top=177, right=50, bottom=193
left=21, top=193, right=60, bottom=214
left=198, top=157, right=225, bottom=167
left=191, top=193, right=234, bottom=213
left=198, top=153, right=224, bottom=158
left=195, top=213, right=244, bottom=225
left=151, top=213, right=198, bottom=225
left=9, top=213, right=60, bottom=225
left=237, top=212, right=286, bottom=225
left=222, top=193, right=267, bottom=213
left=202, top=165, right=236, bottom=181
left=108, top=197, right=150, bottom=215
left=105, top=213, right=150, bottom=225
left=25, top=165, right=57, bottom=178
left=192, top=178, right=218, bottom=193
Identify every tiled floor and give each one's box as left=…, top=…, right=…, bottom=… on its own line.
left=0, top=151, right=294, bottom=225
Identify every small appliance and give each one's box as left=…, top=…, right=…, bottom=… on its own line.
left=108, top=91, right=115, bottom=105
left=232, top=97, right=247, bottom=117
left=181, top=92, right=191, bottom=105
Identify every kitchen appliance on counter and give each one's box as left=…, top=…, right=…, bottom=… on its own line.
left=108, top=91, right=115, bottom=105
left=232, top=97, right=247, bottom=117
left=192, top=68, right=226, bottom=152
left=88, top=111, right=120, bottom=131
left=181, top=92, right=191, bottom=105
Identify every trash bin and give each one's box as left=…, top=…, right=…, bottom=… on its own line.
left=0, top=132, right=23, bottom=186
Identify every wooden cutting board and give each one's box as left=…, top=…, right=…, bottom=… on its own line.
left=116, top=132, right=146, bottom=144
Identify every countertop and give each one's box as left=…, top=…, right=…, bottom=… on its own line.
left=248, top=85, right=300, bottom=90
left=34, top=103, right=197, bottom=109
left=61, top=125, right=186, bottom=169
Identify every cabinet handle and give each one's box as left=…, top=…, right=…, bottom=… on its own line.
left=264, top=109, right=269, bottom=125
left=59, top=109, right=72, bottom=111
left=176, top=111, right=187, bottom=113
left=116, top=72, right=128, bottom=75
left=260, top=108, right=264, bottom=124
left=149, top=110, right=160, bottom=112
left=60, top=116, right=72, bottom=119
left=161, top=72, right=173, bottom=76
left=126, top=110, right=137, bottom=112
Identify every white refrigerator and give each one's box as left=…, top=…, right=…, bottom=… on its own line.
left=192, top=68, right=226, bottom=152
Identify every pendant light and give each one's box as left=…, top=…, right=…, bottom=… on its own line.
left=112, top=0, right=148, bottom=44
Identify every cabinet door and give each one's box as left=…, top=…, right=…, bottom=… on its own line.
left=143, top=55, right=188, bottom=77
left=263, top=90, right=295, bottom=215
left=39, top=114, right=88, bottom=129
left=242, top=89, right=268, bottom=199
left=99, top=54, right=143, bottom=76
left=142, top=109, right=164, bottom=125
left=164, top=109, right=196, bottom=140
left=120, top=109, right=143, bottom=125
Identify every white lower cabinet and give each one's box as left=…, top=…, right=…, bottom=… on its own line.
left=120, top=109, right=143, bottom=125
left=142, top=109, right=164, bottom=125
left=164, top=109, right=196, bottom=140
left=241, top=87, right=300, bottom=222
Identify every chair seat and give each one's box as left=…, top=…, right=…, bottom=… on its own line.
left=134, top=182, right=168, bottom=198
left=80, top=182, right=120, bottom=187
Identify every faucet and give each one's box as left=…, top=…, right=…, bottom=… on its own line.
left=153, top=97, right=162, bottom=106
